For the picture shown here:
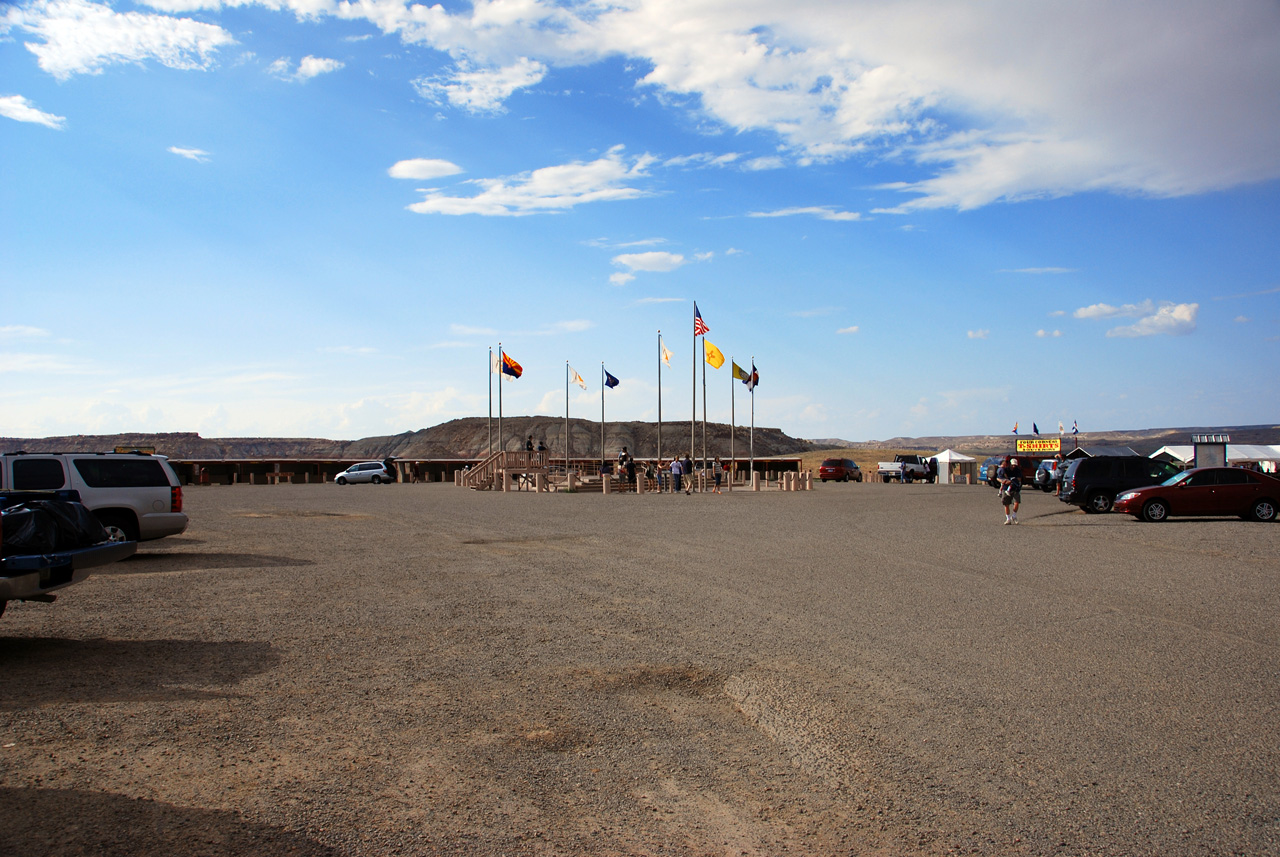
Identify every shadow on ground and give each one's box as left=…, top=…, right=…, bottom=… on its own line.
left=0, top=787, right=339, bottom=857
left=0, top=638, right=279, bottom=708
left=101, top=553, right=314, bottom=574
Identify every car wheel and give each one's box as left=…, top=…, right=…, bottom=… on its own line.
left=1252, top=498, right=1277, bottom=522
left=821, top=478, right=827, bottom=483
left=1086, top=492, right=1113, bottom=514
left=336, top=476, right=347, bottom=485
left=881, top=475, right=891, bottom=483
left=1141, top=499, right=1169, bottom=522
left=371, top=475, right=382, bottom=484
left=96, top=511, right=139, bottom=543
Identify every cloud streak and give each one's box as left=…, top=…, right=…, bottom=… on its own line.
left=0, top=94, right=65, bottom=128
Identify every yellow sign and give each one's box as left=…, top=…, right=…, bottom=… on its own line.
left=1016, top=438, right=1061, bottom=453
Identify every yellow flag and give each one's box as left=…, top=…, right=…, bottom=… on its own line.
left=660, top=337, right=673, bottom=367
left=704, top=339, right=725, bottom=369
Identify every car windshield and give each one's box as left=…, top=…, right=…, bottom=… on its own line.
left=1161, top=471, right=1192, bottom=487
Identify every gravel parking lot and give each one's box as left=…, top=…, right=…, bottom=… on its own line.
left=3, top=482, right=1278, bottom=856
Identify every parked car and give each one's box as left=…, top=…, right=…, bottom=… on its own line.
left=1059, top=455, right=1183, bottom=514
left=1, top=489, right=136, bottom=619
left=1033, top=459, right=1066, bottom=493
left=979, top=456, right=1004, bottom=487
left=0, top=452, right=187, bottom=543
left=877, top=454, right=932, bottom=483
left=1114, top=467, right=1279, bottom=522
left=335, top=462, right=395, bottom=485
left=819, top=458, right=862, bottom=482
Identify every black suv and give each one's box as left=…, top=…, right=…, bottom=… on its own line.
left=1059, top=455, right=1183, bottom=513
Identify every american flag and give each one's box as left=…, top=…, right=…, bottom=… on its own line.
left=693, top=302, right=709, bottom=336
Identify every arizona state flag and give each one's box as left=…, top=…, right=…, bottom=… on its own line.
left=501, top=353, right=523, bottom=379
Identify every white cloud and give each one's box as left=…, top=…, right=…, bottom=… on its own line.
left=388, top=158, right=463, bottom=180
left=609, top=272, right=635, bottom=286
left=748, top=205, right=862, bottom=221
left=541, top=320, right=593, bottom=334
left=612, top=251, right=686, bottom=273
left=1235, top=316, right=1251, bottom=323
left=7, top=0, right=234, bottom=80
left=967, top=329, right=989, bottom=339
left=1105, top=303, right=1199, bottom=338
left=634, top=297, right=683, bottom=305
left=1073, top=300, right=1156, bottom=320
left=0, top=325, right=51, bottom=339
left=0, top=94, right=65, bottom=129
left=1035, top=329, right=1062, bottom=338
left=408, top=145, right=655, bottom=216
left=168, top=145, right=209, bottom=161
left=837, top=325, right=860, bottom=334
left=414, top=57, right=547, bottom=113
left=270, top=55, right=344, bottom=82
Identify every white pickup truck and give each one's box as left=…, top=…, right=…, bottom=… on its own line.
left=876, top=454, right=932, bottom=483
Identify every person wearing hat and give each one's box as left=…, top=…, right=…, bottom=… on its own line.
left=998, top=456, right=1022, bottom=524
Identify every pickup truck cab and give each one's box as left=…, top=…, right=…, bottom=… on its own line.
left=1, top=489, right=136, bottom=619
left=877, top=454, right=935, bottom=483
left=0, top=452, right=188, bottom=542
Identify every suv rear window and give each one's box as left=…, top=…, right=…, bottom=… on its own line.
left=73, top=458, right=171, bottom=488
left=12, top=458, right=68, bottom=490
left=821, top=459, right=843, bottom=467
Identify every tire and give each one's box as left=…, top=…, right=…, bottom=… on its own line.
left=96, top=511, right=139, bottom=543
left=1251, top=498, right=1277, bottom=522
left=1141, top=499, right=1169, bottom=522
left=1086, top=492, right=1113, bottom=514
left=842, top=476, right=849, bottom=483
left=336, top=476, right=347, bottom=485
left=881, top=475, right=891, bottom=483
left=371, top=475, right=382, bottom=484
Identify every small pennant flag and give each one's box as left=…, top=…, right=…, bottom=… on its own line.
left=501, top=353, right=523, bottom=379
left=747, top=362, right=758, bottom=392
left=568, top=365, right=587, bottom=390
left=693, top=303, right=709, bottom=336
left=704, top=339, right=725, bottom=369
left=1033, top=422, right=1040, bottom=436
left=1012, top=422, right=1019, bottom=435
left=1072, top=420, right=1079, bottom=435
left=732, top=361, right=749, bottom=382
left=660, top=337, right=673, bottom=367
left=1058, top=421, right=1065, bottom=435
left=604, top=368, right=620, bottom=389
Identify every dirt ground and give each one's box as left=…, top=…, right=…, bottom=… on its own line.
left=2, top=481, right=1278, bottom=856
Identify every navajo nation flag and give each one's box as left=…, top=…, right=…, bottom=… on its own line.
left=693, top=303, right=709, bottom=336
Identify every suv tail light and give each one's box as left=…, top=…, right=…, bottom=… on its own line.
left=171, top=486, right=183, bottom=513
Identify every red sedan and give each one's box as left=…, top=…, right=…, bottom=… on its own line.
left=1113, top=466, right=1280, bottom=522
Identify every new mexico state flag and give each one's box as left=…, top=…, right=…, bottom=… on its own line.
left=703, top=339, right=725, bottom=369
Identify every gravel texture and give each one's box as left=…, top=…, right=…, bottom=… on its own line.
left=2, top=481, right=1278, bottom=856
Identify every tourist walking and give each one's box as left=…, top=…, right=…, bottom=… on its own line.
left=998, top=456, right=1022, bottom=524
left=712, top=456, right=723, bottom=493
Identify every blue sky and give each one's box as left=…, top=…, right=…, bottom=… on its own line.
left=2, top=0, right=1278, bottom=443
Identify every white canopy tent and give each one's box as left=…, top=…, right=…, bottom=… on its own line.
left=931, top=448, right=977, bottom=484
left=1150, top=444, right=1280, bottom=472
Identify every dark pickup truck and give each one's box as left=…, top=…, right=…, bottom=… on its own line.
left=1, top=489, right=136, bottom=619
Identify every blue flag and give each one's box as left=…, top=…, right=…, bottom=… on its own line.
left=1033, top=422, right=1040, bottom=436
left=604, top=369, right=619, bottom=388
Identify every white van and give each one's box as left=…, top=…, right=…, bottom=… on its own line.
left=0, top=452, right=188, bottom=542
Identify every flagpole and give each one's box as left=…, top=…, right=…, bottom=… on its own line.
left=601, top=363, right=606, bottom=473
left=565, top=361, right=570, bottom=478
left=657, top=330, right=663, bottom=465
left=730, top=358, right=735, bottom=491
left=691, top=305, right=696, bottom=479
left=701, top=346, right=707, bottom=474
left=749, top=355, right=755, bottom=479
left=497, top=343, right=504, bottom=455
left=488, top=346, right=493, bottom=457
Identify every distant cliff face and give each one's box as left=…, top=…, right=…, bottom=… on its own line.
left=0, top=418, right=817, bottom=461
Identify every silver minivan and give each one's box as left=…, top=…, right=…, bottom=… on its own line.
left=0, top=452, right=188, bottom=542
left=335, top=461, right=394, bottom=485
